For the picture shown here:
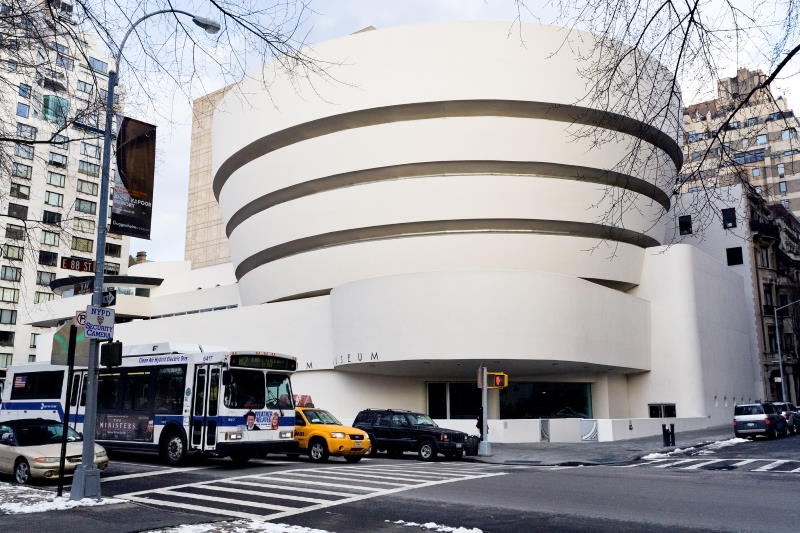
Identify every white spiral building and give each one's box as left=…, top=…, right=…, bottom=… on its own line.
left=106, top=22, right=759, bottom=440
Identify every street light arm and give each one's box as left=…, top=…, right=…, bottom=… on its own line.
left=113, top=9, right=199, bottom=74
left=777, top=298, right=800, bottom=312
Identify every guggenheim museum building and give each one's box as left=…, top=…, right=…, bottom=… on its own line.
left=32, top=22, right=761, bottom=442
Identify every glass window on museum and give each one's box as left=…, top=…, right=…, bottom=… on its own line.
left=648, top=404, right=676, bottom=418
left=426, top=382, right=480, bottom=419
left=726, top=247, right=743, bottom=266
left=721, top=208, right=736, bottom=229
left=678, top=215, right=692, bottom=235
left=500, top=382, right=593, bottom=419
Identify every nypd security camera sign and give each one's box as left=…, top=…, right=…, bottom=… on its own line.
left=85, top=305, right=115, bottom=340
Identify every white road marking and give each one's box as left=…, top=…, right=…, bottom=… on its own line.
left=278, top=470, right=409, bottom=487
left=729, top=459, right=759, bottom=467
left=222, top=479, right=356, bottom=497
left=107, top=461, right=169, bottom=469
left=653, top=459, right=698, bottom=468
left=263, top=475, right=378, bottom=491
left=315, top=469, right=432, bottom=483
left=195, top=483, right=329, bottom=504
left=753, top=460, right=791, bottom=472
left=101, top=466, right=212, bottom=482
left=157, top=488, right=295, bottom=512
left=681, top=459, right=725, bottom=470
left=122, top=495, right=265, bottom=520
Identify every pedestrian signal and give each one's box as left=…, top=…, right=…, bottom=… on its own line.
left=487, top=372, right=508, bottom=389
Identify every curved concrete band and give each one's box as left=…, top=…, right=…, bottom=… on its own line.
left=224, top=160, right=672, bottom=236
left=234, top=218, right=661, bottom=280
left=213, top=99, right=683, bottom=198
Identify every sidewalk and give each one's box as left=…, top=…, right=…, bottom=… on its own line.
left=466, top=424, right=735, bottom=465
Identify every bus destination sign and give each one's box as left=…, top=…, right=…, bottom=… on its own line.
left=231, top=354, right=297, bottom=371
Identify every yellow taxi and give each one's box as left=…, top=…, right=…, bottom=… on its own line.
left=293, top=407, right=370, bottom=463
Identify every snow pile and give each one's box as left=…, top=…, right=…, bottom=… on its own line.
left=642, top=437, right=749, bottom=460
left=0, top=482, right=124, bottom=515
left=149, top=521, right=333, bottom=533
left=388, top=519, right=483, bottom=533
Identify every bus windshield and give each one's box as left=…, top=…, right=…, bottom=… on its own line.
left=224, top=369, right=266, bottom=410
left=266, top=373, right=293, bottom=409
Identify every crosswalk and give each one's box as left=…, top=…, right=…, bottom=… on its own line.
left=116, top=463, right=506, bottom=521
left=619, top=458, right=800, bottom=473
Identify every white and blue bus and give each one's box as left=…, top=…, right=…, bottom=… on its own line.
left=0, top=343, right=298, bottom=465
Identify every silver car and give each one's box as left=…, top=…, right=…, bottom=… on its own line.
left=770, top=402, right=800, bottom=435
left=733, top=403, right=788, bottom=439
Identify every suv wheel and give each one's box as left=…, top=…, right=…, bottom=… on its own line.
left=368, top=434, right=379, bottom=456
left=418, top=440, right=437, bottom=462
left=309, top=438, right=329, bottom=463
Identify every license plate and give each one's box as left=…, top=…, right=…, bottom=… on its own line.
left=353, top=441, right=362, bottom=447
left=747, top=423, right=755, bottom=427
left=456, top=443, right=462, bottom=448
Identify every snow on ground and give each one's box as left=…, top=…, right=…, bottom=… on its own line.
left=0, top=481, right=125, bottom=515
left=642, top=437, right=748, bottom=460
left=148, top=521, right=333, bottom=533
left=388, top=519, right=483, bottom=533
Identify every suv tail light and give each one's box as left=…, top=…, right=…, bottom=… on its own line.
left=765, top=418, right=772, bottom=425
left=732, top=419, right=737, bottom=426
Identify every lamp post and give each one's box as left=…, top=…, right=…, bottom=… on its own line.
left=70, top=10, right=219, bottom=501
left=773, top=298, right=800, bottom=404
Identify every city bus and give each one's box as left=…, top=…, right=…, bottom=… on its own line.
left=0, top=343, right=297, bottom=465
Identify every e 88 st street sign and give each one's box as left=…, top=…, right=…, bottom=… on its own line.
left=85, top=305, right=114, bottom=340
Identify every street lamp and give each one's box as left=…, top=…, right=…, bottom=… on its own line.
left=70, top=9, right=219, bottom=501
left=773, top=298, right=800, bottom=403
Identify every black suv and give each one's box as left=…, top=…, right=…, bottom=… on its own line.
left=353, top=409, right=468, bottom=461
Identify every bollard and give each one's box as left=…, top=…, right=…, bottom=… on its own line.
left=669, top=423, right=676, bottom=447
left=661, top=424, right=669, bottom=447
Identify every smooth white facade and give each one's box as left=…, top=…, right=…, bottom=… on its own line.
left=28, top=22, right=761, bottom=442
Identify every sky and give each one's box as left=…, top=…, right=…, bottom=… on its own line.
left=124, top=0, right=800, bottom=261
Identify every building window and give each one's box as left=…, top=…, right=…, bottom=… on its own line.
left=42, top=95, right=69, bottom=125
left=763, top=283, right=774, bottom=306
left=28, top=354, right=35, bottom=363
left=105, top=243, right=121, bottom=257
left=4, top=245, right=23, bottom=261
left=0, top=287, right=20, bottom=303
left=77, top=80, right=92, bottom=93
left=741, top=138, right=749, bottom=149
left=768, top=325, right=778, bottom=353
left=648, top=404, right=677, bottom=418
left=722, top=208, right=736, bottom=229
left=52, top=134, right=69, bottom=149
left=779, top=181, right=788, bottom=196
left=757, top=134, right=768, bottom=145
left=733, top=149, right=765, bottom=164
left=80, top=143, right=101, bottom=159
left=0, top=332, right=15, bottom=347
left=692, top=151, right=702, bottom=162
left=78, top=160, right=100, bottom=177
left=77, top=179, right=98, bottom=196
left=746, top=117, right=758, bottom=127
left=16, top=102, right=29, bottom=118
left=36, top=271, right=55, bottom=287
left=18, top=84, right=31, bottom=98
left=726, top=247, right=744, bottom=266
left=75, top=199, right=97, bottom=214
left=16, top=123, right=36, bottom=140
left=30, top=333, right=38, bottom=348
left=71, top=236, right=93, bottom=253
left=88, top=57, right=108, bottom=74
left=782, top=129, right=797, bottom=141
left=678, top=215, right=692, bottom=235
left=41, top=230, right=59, bottom=246
left=55, top=54, right=74, bottom=70
left=12, top=162, right=32, bottom=179
left=1, top=266, right=21, bottom=282
left=42, top=211, right=62, bottom=225
left=47, top=172, right=65, bottom=187
left=48, top=152, right=67, bottom=167
left=8, top=203, right=28, bottom=220
left=4, top=224, right=25, bottom=241
left=778, top=163, right=785, bottom=178
left=44, top=190, right=64, bottom=207
left=38, top=251, right=58, bottom=267
left=73, top=218, right=95, bottom=233
left=752, top=168, right=760, bottom=177
left=105, top=262, right=121, bottom=275
left=759, top=247, right=770, bottom=268
left=34, top=292, right=54, bottom=304
left=0, top=309, right=17, bottom=325
left=10, top=183, right=29, bottom=200
left=15, top=143, right=34, bottom=159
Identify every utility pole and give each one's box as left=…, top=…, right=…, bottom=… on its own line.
left=478, top=366, right=491, bottom=456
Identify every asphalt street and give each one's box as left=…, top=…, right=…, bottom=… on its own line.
left=0, top=434, right=798, bottom=533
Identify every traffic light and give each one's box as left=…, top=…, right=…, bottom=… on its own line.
left=487, top=372, right=508, bottom=389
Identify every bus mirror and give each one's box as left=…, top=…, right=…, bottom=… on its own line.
left=100, top=341, right=122, bottom=367
left=222, top=370, right=231, bottom=386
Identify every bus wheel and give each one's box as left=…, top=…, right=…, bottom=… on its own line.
left=230, top=453, right=252, bottom=466
left=308, top=438, right=329, bottom=463
left=160, top=430, right=186, bottom=466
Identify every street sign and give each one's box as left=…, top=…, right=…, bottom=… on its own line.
left=101, top=289, right=117, bottom=307
left=61, top=257, right=94, bottom=272
left=74, top=311, right=86, bottom=326
left=74, top=280, right=93, bottom=296
left=85, top=305, right=114, bottom=340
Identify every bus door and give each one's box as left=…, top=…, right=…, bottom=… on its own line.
left=67, top=371, right=87, bottom=430
left=190, top=365, right=221, bottom=451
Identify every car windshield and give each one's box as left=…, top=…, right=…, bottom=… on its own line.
left=407, top=413, right=437, bottom=427
left=773, top=403, right=788, bottom=411
left=15, top=423, right=82, bottom=446
left=303, top=409, right=341, bottom=425
left=734, top=405, right=763, bottom=416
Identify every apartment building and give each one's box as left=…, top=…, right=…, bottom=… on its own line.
left=0, top=1, right=129, bottom=366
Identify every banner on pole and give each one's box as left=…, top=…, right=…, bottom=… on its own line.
left=111, top=116, right=156, bottom=239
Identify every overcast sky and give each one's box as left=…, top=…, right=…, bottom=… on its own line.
left=127, top=0, right=800, bottom=262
